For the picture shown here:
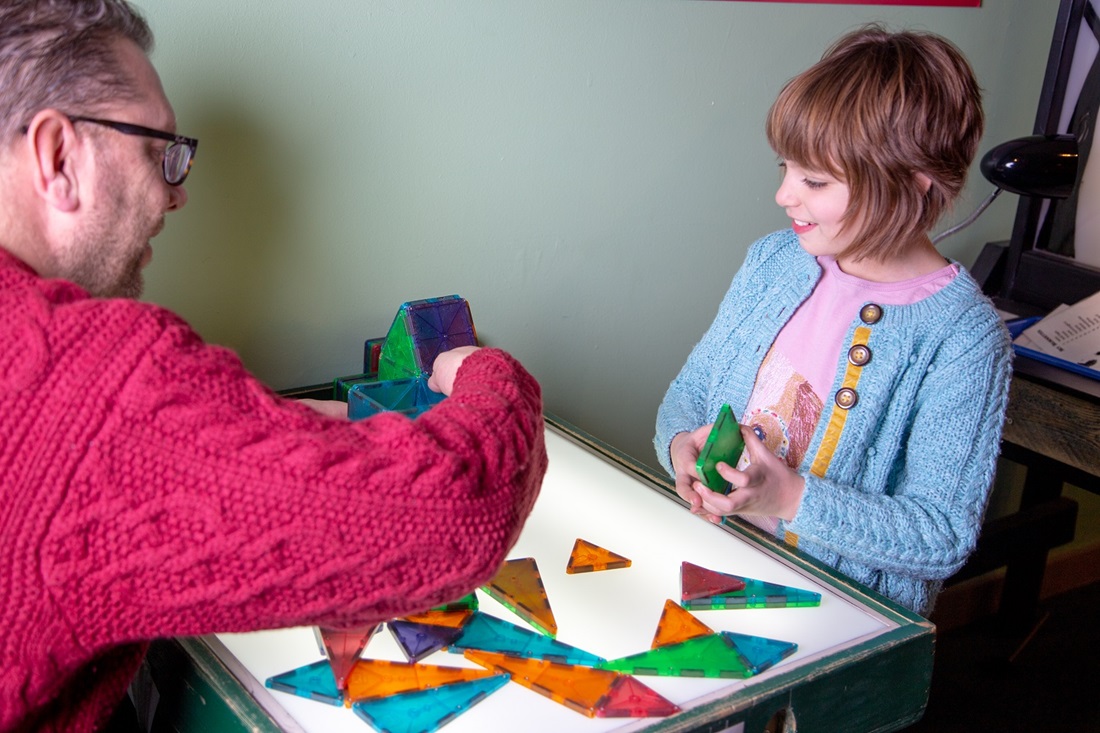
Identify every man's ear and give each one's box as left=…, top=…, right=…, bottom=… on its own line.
left=25, top=110, right=83, bottom=213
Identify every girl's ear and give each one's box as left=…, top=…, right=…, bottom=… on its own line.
left=915, top=172, right=933, bottom=193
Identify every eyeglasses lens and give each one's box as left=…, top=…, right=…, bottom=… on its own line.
left=165, top=144, right=193, bottom=185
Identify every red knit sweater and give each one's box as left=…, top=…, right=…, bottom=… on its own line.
left=0, top=249, right=547, bottom=732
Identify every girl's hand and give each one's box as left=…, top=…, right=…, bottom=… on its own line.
left=427, top=346, right=481, bottom=396
left=691, top=425, right=805, bottom=523
left=670, top=425, right=713, bottom=514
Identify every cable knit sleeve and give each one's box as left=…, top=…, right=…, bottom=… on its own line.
left=38, top=305, right=547, bottom=648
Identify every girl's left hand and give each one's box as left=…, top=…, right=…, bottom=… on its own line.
left=691, top=425, right=805, bottom=523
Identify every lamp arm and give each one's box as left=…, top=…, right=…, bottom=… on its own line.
left=931, top=188, right=1004, bottom=245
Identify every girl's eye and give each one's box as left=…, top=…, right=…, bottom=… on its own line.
left=803, top=178, right=827, bottom=190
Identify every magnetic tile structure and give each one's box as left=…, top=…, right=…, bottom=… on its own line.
left=316, top=624, right=381, bottom=690
left=565, top=538, right=631, bottom=574
left=464, top=650, right=680, bottom=719
left=650, top=599, right=715, bottom=649
left=447, top=612, right=605, bottom=667
left=599, top=630, right=797, bottom=679
left=680, top=561, right=821, bottom=610
left=481, top=557, right=558, bottom=637
left=377, top=295, right=478, bottom=381
left=347, top=376, right=444, bottom=420
left=352, top=674, right=509, bottom=733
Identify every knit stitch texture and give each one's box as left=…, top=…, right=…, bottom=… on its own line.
left=0, top=248, right=547, bottom=732
left=655, top=229, right=1012, bottom=615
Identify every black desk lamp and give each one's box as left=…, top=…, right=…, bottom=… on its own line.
left=933, top=134, right=1079, bottom=243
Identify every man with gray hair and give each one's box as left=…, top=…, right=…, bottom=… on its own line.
left=0, top=2, right=548, bottom=730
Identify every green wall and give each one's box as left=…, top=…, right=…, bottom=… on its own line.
left=137, top=0, right=1057, bottom=469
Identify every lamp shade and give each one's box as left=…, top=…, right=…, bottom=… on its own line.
left=979, top=134, right=1078, bottom=198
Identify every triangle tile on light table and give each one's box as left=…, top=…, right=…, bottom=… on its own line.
left=447, top=612, right=604, bottom=666
left=566, top=538, right=632, bottom=574
left=352, top=674, right=509, bottom=733
left=680, top=561, right=821, bottom=609
left=316, top=624, right=381, bottom=690
left=650, top=599, right=715, bottom=648
left=345, top=658, right=501, bottom=703
left=266, top=659, right=343, bottom=706
left=481, top=557, right=558, bottom=637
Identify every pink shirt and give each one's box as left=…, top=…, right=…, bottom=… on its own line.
left=740, top=256, right=958, bottom=534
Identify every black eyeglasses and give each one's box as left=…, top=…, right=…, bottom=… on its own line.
left=69, top=116, right=198, bottom=186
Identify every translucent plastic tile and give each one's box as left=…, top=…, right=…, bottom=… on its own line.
left=566, top=538, right=632, bottom=574
left=389, top=619, right=465, bottom=662
left=317, top=624, right=381, bottom=690
left=266, top=659, right=344, bottom=706
left=448, top=612, right=604, bottom=666
left=401, top=609, right=474, bottom=628
left=405, top=296, right=478, bottom=375
left=345, top=659, right=500, bottom=703
left=430, top=593, right=479, bottom=613
left=378, top=309, right=418, bottom=381
left=333, top=373, right=376, bottom=402
left=680, top=561, right=747, bottom=600
left=464, top=650, right=621, bottom=718
left=650, top=599, right=715, bottom=648
left=682, top=573, right=821, bottom=610
left=347, top=376, right=444, bottom=420
left=482, top=557, right=557, bottom=637
left=596, top=675, right=681, bottom=718
left=721, top=631, right=798, bottom=674
left=364, top=337, right=385, bottom=375
left=599, top=633, right=756, bottom=679
left=351, top=674, right=509, bottom=733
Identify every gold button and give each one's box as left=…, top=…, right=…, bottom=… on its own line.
left=835, top=388, right=858, bottom=409
left=860, top=303, right=883, bottom=324
left=848, top=344, right=871, bottom=367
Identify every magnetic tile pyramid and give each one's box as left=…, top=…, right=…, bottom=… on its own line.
left=680, top=561, right=821, bottom=609
left=377, top=295, right=477, bottom=381
left=565, top=538, right=631, bottom=574
left=351, top=674, right=509, bottom=733
left=650, top=599, right=715, bottom=648
left=464, top=650, right=679, bottom=718
left=447, top=612, right=605, bottom=666
left=481, top=557, right=558, bottom=637
left=599, top=630, right=797, bottom=679
left=317, top=624, right=381, bottom=690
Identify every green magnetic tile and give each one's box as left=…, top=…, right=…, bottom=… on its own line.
left=598, top=634, right=755, bottom=679
left=431, top=593, right=478, bottom=613
left=333, top=373, right=377, bottom=402
left=449, top=612, right=604, bottom=666
left=378, top=310, right=418, bottom=381
left=680, top=566, right=820, bottom=610
left=351, top=674, right=509, bottom=733
left=721, top=631, right=798, bottom=674
left=265, top=659, right=344, bottom=706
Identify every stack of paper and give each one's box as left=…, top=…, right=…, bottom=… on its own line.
left=1013, top=289, right=1100, bottom=373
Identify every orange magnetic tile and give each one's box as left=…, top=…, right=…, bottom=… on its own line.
left=482, top=557, right=558, bottom=637
left=345, top=658, right=498, bottom=703
left=317, top=624, right=380, bottom=690
left=464, top=650, right=620, bottom=718
left=566, top=538, right=632, bottom=574
left=400, top=609, right=474, bottom=628
left=651, top=599, right=715, bottom=649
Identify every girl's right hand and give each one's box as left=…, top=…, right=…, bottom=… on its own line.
left=669, top=425, right=713, bottom=513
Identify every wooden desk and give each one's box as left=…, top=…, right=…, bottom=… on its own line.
left=142, top=417, right=934, bottom=733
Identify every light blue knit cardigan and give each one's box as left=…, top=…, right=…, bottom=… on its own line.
left=655, top=229, right=1013, bottom=615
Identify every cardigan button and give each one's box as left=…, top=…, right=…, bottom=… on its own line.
left=860, top=303, right=883, bottom=324
left=835, top=388, right=858, bottom=409
left=848, top=344, right=872, bottom=367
